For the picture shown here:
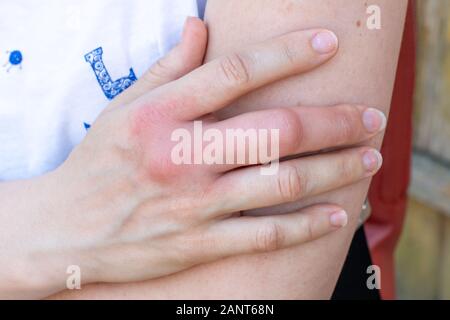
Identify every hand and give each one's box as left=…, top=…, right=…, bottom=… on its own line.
left=0, top=18, right=385, bottom=299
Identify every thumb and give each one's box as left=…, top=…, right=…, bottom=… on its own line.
left=107, top=17, right=208, bottom=110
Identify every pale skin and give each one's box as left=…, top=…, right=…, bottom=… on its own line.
left=50, top=0, right=407, bottom=299
left=0, top=17, right=387, bottom=299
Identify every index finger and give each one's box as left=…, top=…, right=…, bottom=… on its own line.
left=155, top=29, right=339, bottom=120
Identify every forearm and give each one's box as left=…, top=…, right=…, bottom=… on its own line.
left=0, top=174, right=92, bottom=299
left=50, top=0, right=407, bottom=299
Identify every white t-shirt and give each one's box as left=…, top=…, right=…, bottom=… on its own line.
left=0, top=0, right=201, bottom=180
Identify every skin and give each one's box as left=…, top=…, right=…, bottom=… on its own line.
left=50, top=0, right=406, bottom=300
left=0, top=18, right=386, bottom=299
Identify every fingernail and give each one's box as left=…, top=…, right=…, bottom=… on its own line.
left=182, top=16, right=195, bottom=40
left=185, top=16, right=196, bottom=25
left=330, top=210, right=348, bottom=228
left=363, top=149, right=383, bottom=172
left=363, top=108, right=387, bottom=133
left=311, top=31, right=338, bottom=54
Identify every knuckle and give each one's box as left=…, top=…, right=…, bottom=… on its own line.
left=281, top=40, right=299, bottom=66
left=127, top=103, right=167, bottom=137
left=145, top=151, right=184, bottom=183
left=337, top=151, right=357, bottom=178
left=275, top=109, right=304, bottom=153
left=303, top=217, right=315, bottom=241
left=255, top=222, right=284, bottom=252
left=170, top=191, right=211, bottom=223
left=144, top=59, right=171, bottom=83
left=334, top=105, right=361, bottom=143
left=277, top=165, right=304, bottom=202
left=218, top=52, right=252, bottom=87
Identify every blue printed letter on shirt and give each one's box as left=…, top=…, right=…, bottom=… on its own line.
left=84, top=47, right=137, bottom=100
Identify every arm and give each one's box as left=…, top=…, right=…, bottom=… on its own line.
left=51, top=0, right=407, bottom=299
left=4, top=18, right=377, bottom=299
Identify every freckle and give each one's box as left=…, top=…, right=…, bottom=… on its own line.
left=281, top=0, right=294, bottom=14
left=356, top=20, right=361, bottom=27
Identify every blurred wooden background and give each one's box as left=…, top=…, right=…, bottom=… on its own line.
left=395, top=0, right=450, bottom=300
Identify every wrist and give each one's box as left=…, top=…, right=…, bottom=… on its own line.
left=36, top=168, right=100, bottom=289
left=0, top=171, right=98, bottom=298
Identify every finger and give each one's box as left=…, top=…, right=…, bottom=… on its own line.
left=201, top=205, right=347, bottom=259
left=211, top=147, right=382, bottom=215
left=107, top=17, right=207, bottom=110
left=208, top=105, right=386, bottom=172
left=155, top=29, right=339, bottom=120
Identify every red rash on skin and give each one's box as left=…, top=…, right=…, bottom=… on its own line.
left=128, top=102, right=176, bottom=138
left=127, top=93, right=199, bottom=137
left=126, top=96, right=206, bottom=185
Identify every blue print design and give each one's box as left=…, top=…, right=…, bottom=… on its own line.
left=3, top=50, right=23, bottom=72
left=84, top=47, right=137, bottom=100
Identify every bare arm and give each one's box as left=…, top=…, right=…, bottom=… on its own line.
left=51, top=0, right=407, bottom=299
